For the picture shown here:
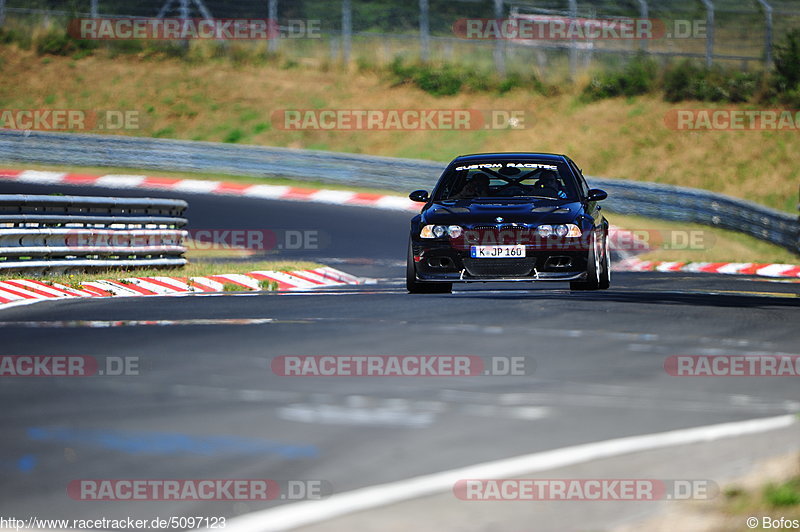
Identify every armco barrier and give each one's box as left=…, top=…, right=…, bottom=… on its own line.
left=0, top=130, right=796, bottom=254
left=0, top=194, right=188, bottom=273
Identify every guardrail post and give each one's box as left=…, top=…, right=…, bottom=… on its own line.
left=755, top=0, right=773, bottom=66
left=419, top=0, right=430, bottom=62
left=493, top=0, right=506, bottom=76
left=268, top=0, right=278, bottom=52
left=700, top=0, right=714, bottom=67
left=342, top=0, right=352, bottom=65
left=568, top=0, right=578, bottom=80
left=637, top=0, right=648, bottom=51
left=90, top=0, right=98, bottom=18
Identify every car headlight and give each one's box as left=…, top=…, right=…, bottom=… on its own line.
left=420, top=225, right=463, bottom=238
left=447, top=225, right=463, bottom=238
left=537, top=224, right=582, bottom=238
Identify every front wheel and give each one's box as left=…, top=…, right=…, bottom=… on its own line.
left=407, top=240, right=452, bottom=294
left=598, top=230, right=611, bottom=289
left=570, top=231, right=607, bottom=291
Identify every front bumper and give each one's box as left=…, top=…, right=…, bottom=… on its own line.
left=411, top=240, right=591, bottom=282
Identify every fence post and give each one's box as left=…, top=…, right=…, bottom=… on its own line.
left=755, top=0, right=773, bottom=66
left=568, top=0, right=577, bottom=79
left=419, top=0, right=430, bottom=62
left=268, top=0, right=278, bottom=52
left=700, top=0, right=714, bottom=67
left=493, top=0, right=505, bottom=75
left=637, top=0, right=648, bottom=51
left=342, top=0, right=352, bottom=64
left=157, top=0, right=175, bottom=18
left=91, top=0, right=98, bottom=18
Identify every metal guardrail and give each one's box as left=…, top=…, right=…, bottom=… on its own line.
left=0, top=130, right=797, bottom=255
left=583, top=177, right=799, bottom=254
left=0, top=192, right=188, bottom=273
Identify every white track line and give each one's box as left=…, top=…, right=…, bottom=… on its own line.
left=220, top=414, right=797, bottom=532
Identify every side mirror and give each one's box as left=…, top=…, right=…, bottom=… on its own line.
left=409, top=190, right=429, bottom=203
left=587, top=189, right=607, bottom=202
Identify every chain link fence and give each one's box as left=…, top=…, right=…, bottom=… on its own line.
left=2, top=0, right=799, bottom=77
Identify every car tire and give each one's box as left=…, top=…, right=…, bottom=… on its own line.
left=570, top=231, right=602, bottom=291
left=598, top=230, right=611, bottom=290
left=407, top=240, right=452, bottom=294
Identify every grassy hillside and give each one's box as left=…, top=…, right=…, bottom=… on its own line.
left=0, top=44, right=798, bottom=213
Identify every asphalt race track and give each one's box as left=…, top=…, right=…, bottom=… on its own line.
left=1, top=181, right=798, bottom=531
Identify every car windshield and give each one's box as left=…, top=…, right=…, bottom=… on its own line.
left=434, top=160, right=579, bottom=201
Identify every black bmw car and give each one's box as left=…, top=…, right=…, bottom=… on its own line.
left=407, top=153, right=611, bottom=293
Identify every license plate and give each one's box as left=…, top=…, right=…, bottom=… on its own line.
left=470, top=245, right=526, bottom=258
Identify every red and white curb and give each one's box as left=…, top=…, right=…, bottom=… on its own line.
left=0, top=267, right=366, bottom=310
left=0, top=169, right=419, bottom=211
left=2, top=169, right=798, bottom=280
left=615, top=257, right=800, bottom=278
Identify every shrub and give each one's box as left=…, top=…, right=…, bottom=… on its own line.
left=36, top=29, right=75, bottom=56
left=773, top=28, right=800, bottom=92
left=663, top=60, right=701, bottom=102
left=582, top=54, right=658, bottom=101
left=663, top=61, right=760, bottom=103
left=764, top=479, right=800, bottom=508
left=387, top=58, right=461, bottom=96
left=0, top=28, right=32, bottom=49
left=413, top=64, right=463, bottom=96
left=223, top=128, right=245, bottom=143
left=387, top=58, right=548, bottom=97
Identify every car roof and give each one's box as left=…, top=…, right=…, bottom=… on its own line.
left=453, top=153, right=568, bottom=164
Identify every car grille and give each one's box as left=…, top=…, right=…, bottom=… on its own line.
left=463, top=258, right=537, bottom=277
left=466, top=224, right=534, bottom=245
left=471, top=224, right=532, bottom=230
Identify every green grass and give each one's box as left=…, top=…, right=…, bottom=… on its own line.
left=610, top=213, right=799, bottom=264
left=221, top=282, right=250, bottom=292
left=765, top=479, right=800, bottom=507
left=719, top=474, right=800, bottom=530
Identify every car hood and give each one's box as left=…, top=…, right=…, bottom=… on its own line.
left=421, top=200, right=583, bottom=225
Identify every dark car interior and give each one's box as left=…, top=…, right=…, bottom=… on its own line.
left=444, top=165, right=573, bottom=200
